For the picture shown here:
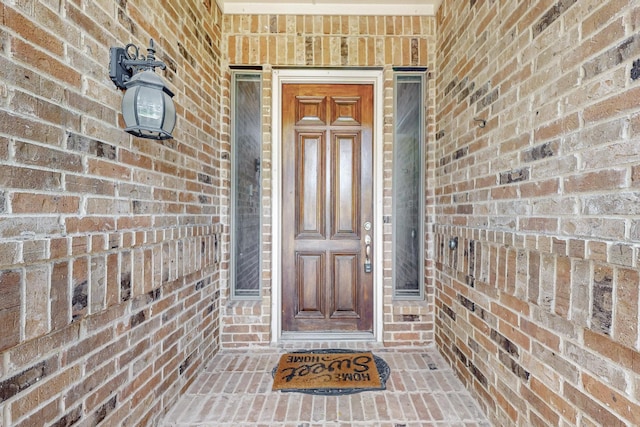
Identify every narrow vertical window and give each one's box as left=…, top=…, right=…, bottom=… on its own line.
left=393, top=72, right=425, bottom=299
left=232, top=72, right=262, bottom=299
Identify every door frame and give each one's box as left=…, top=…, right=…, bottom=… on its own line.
left=271, top=68, right=384, bottom=343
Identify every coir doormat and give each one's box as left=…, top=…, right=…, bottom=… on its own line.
left=272, top=349, right=390, bottom=395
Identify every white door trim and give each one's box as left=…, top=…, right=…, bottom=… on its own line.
left=271, top=68, right=384, bottom=343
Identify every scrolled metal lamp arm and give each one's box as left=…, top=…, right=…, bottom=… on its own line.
left=110, top=39, right=167, bottom=90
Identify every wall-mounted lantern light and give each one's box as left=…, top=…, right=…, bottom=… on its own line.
left=109, top=39, right=176, bottom=140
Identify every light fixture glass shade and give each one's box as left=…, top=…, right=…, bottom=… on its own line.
left=122, top=70, right=176, bottom=140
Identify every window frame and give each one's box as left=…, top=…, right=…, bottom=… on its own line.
left=230, top=70, right=263, bottom=300
left=392, top=70, right=427, bottom=300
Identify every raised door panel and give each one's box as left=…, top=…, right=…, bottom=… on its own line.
left=331, top=96, right=361, bottom=126
left=295, top=252, right=325, bottom=319
left=296, top=96, right=326, bottom=126
left=330, top=252, right=360, bottom=319
left=331, top=132, right=361, bottom=239
left=296, top=132, right=325, bottom=238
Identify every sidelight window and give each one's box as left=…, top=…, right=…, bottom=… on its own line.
left=393, top=72, right=426, bottom=299
left=231, top=72, right=262, bottom=299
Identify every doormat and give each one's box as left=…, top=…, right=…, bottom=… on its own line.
left=272, top=349, right=390, bottom=395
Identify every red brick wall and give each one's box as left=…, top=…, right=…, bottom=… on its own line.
left=435, top=1, right=640, bottom=425
left=0, top=1, right=223, bottom=425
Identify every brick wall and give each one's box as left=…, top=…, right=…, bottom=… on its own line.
left=220, top=14, right=438, bottom=347
left=435, top=1, right=640, bottom=425
left=0, top=1, right=223, bottom=425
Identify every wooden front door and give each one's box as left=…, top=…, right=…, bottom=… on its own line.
left=282, top=83, right=374, bottom=333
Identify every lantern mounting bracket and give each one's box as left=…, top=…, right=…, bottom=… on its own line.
left=110, top=39, right=167, bottom=90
